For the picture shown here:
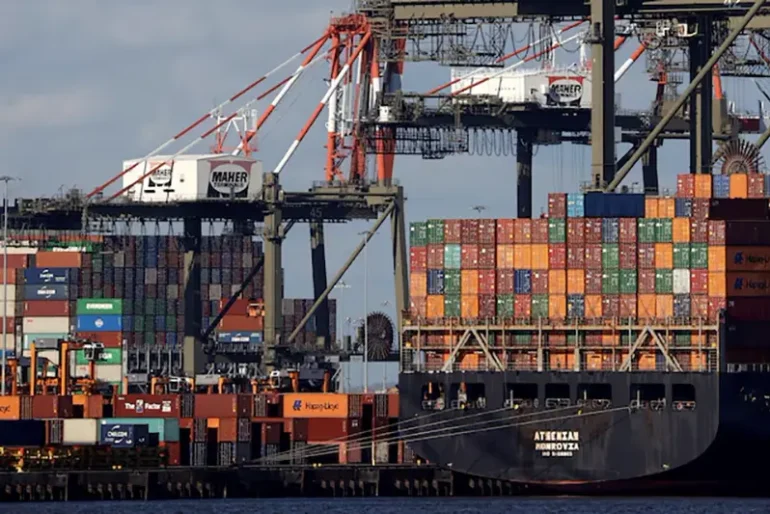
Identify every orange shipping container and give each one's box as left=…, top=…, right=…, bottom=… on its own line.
left=658, top=198, right=676, bottom=218
left=282, top=393, right=349, bottom=418
left=531, top=244, right=549, bottom=270
left=514, top=244, right=532, bottom=269
left=584, top=352, right=603, bottom=371
left=426, top=295, right=445, bottom=318
left=549, top=295, right=566, bottom=319
left=694, top=174, right=712, bottom=199
left=726, top=247, right=770, bottom=271
left=690, top=352, right=708, bottom=371
left=0, top=396, right=24, bottom=420
left=497, top=244, right=515, bottom=268
left=461, top=295, right=479, bottom=318
left=655, top=243, right=674, bottom=269
left=730, top=173, right=748, bottom=198
left=567, top=269, right=585, bottom=294
left=656, top=294, right=674, bottom=318
left=410, top=272, right=427, bottom=298
left=638, top=294, right=656, bottom=319
left=601, top=333, right=620, bottom=347
left=461, top=270, right=479, bottom=295
left=36, top=251, right=82, bottom=268
left=709, top=247, right=726, bottom=272
left=549, top=351, right=575, bottom=371
left=585, top=295, right=602, bottom=317
left=548, top=270, right=567, bottom=295
left=673, top=218, right=691, bottom=243
left=708, top=272, right=727, bottom=297
left=645, top=197, right=659, bottom=218
left=459, top=353, right=480, bottom=371
left=637, top=352, right=657, bottom=371
left=725, top=272, right=770, bottom=297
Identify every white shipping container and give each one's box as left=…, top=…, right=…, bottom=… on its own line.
left=63, top=419, right=98, bottom=445
left=1, top=301, right=15, bottom=316
left=0, top=335, right=16, bottom=352
left=0, top=285, right=16, bottom=302
left=121, top=154, right=263, bottom=203
left=23, top=316, right=71, bottom=334
left=6, top=247, right=38, bottom=254
left=673, top=269, right=691, bottom=295
left=72, top=364, right=122, bottom=383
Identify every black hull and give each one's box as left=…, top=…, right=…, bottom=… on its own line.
left=398, top=371, right=770, bottom=493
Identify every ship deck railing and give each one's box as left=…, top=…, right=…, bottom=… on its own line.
left=401, top=315, right=720, bottom=332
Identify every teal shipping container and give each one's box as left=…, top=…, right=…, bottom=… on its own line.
left=99, top=418, right=180, bottom=442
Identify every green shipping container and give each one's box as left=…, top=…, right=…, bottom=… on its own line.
left=673, top=243, right=690, bottom=268
left=166, top=316, right=178, bottom=332
left=426, top=219, right=445, bottom=244
left=444, top=269, right=461, bottom=294
left=515, top=333, right=532, bottom=344
left=444, top=244, right=462, bottom=269
left=444, top=295, right=461, bottom=317
left=532, top=295, right=549, bottom=318
left=674, top=333, right=691, bottom=346
left=496, top=295, right=514, bottom=318
left=602, top=244, right=620, bottom=269
left=655, top=218, right=673, bottom=243
left=145, top=299, right=156, bottom=316
left=690, top=243, right=708, bottom=269
left=410, top=222, right=427, bottom=247
left=144, top=332, right=154, bottom=345
left=620, top=332, right=638, bottom=345
left=637, top=219, right=656, bottom=243
left=135, top=316, right=145, bottom=332
left=155, top=299, right=167, bottom=316
left=99, top=418, right=180, bottom=442
left=548, top=219, right=566, bottom=243
left=655, top=269, right=674, bottom=294
left=619, top=270, right=637, bottom=294
left=602, top=270, right=620, bottom=294
left=75, top=348, right=122, bottom=366
left=44, top=240, right=98, bottom=252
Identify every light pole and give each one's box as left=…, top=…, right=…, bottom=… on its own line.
left=333, top=281, right=350, bottom=348
left=0, top=176, right=18, bottom=396
left=358, top=230, right=369, bottom=393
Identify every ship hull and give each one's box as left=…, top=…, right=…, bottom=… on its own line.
left=398, top=371, right=770, bottom=493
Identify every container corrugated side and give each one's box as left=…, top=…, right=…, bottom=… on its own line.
left=22, top=317, right=71, bottom=334
left=63, top=419, right=98, bottom=445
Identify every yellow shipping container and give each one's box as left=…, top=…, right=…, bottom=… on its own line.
left=694, top=174, right=712, bottom=198
left=548, top=270, right=567, bottom=295
left=655, top=243, right=674, bottom=269
left=645, top=197, right=659, bottom=218
left=730, top=173, right=748, bottom=198
left=708, top=272, right=727, bottom=297
left=567, top=269, right=585, bottom=294
left=497, top=244, right=514, bottom=269
left=549, top=295, right=566, bottom=319
left=461, top=270, right=479, bottom=295
left=514, top=244, right=532, bottom=269
left=672, top=217, right=691, bottom=243
left=659, top=198, right=676, bottom=218
left=708, top=246, right=726, bottom=271
left=531, top=244, right=549, bottom=269
left=656, top=294, right=674, bottom=318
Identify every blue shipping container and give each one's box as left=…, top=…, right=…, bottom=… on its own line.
left=584, top=192, right=605, bottom=217
left=585, top=192, right=644, bottom=218
left=217, top=332, right=264, bottom=344
left=167, top=333, right=178, bottom=347
left=713, top=175, right=730, bottom=199
left=675, top=198, right=693, bottom=218
left=23, top=267, right=70, bottom=285
left=22, top=284, right=70, bottom=300
left=76, top=314, right=122, bottom=332
left=567, top=294, right=585, bottom=318
left=567, top=193, right=584, bottom=218
left=427, top=269, right=445, bottom=295
left=601, top=218, right=619, bottom=243
left=99, top=423, right=149, bottom=448
left=122, top=316, right=133, bottom=332
left=514, top=270, right=532, bottom=294
left=0, top=420, right=46, bottom=447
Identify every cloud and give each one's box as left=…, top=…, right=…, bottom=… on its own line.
left=0, top=88, right=108, bottom=129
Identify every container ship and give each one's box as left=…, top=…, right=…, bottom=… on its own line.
left=398, top=172, right=770, bottom=493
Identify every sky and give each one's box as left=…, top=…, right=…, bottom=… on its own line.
left=2, top=1, right=769, bottom=374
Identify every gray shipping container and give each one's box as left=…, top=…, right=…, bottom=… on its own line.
left=23, top=284, right=69, bottom=301
left=145, top=268, right=158, bottom=285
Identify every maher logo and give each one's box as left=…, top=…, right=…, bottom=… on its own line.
left=124, top=399, right=173, bottom=414
left=534, top=430, right=580, bottom=458
left=209, top=163, right=249, bottom=194
left=548, top=77, right=583, bottom=104
left=293, top=399, right=341, bottom=413
left=733, top=277, right=769, bottom=291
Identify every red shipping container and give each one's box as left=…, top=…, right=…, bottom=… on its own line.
left=567, top=245, right=585, bottom=269
left=585, top=244, right=603, bottom=269
left=461, top=244, right=479, bottom=269
left=548, top=244, right=566, bottom=269
left=638, top=270, right=656, bottom=294
left=217, top=299, right=263, bottom=316
left=602, top=295, right=620, bottom=318
left=514, top=294, right=531, bottom=318
left=677, top=174, right=695, bottom=198
left=585, top=270, right=602, bottom=294
left=114, top=394, right=181, bottom=418
left=219, top=315, right=263, bottom=331
left=692, top=199, right=710, bottom=220
left=478, top=270, right=496, bottom=295
left=638, top=243, right=656, bottom=268
left=748, top=173, right=766, bottom=198
left=727, top=297, right=770, bottom=321
left=427, top=244, right=444, bottom=269
left=531, top=219, right=549, bottom=244
left=708, top=297, right=726, bottom=322
left=409, top=247, right=427, bottom=271
left=164, top=442, right=181, bottom=466
left=496, top=269, right=514, bottom=295
left=691, top=295, right=709, bottom=319
left=76, top=331, right=123, bottom=348
left=461, top=219, right=479, bottom=244
left=262, top=422, right=283, bottom=445
left=194, top=394, right=251, bottom=418
left=496, top=219, right=515, bottom=244
left=585, top=219, right=603, bottom=244
left=478, top=245, right=496, bottom=269
left=307, top=418, right=347, bottom=442
left=690, top=270, right=708, bottom=295
left=531, top=270, right=549, bottom=294
left=619, top=294, right=637, bottom=318
left=478, top=219, right=497, bottom=244
left=567, top=219, right=585, bottom=244
left=514, top=219, right=532, bottom=244
left=479, top=294, right=496, bottom=318
left=444, top=219, right=463, bottom=244
left=410, top=297, right=426, bottom=317
left=0, top=255, right=28, bottom=269
left=0, top=268, right=15, bottom=283
left=619, top=219, right=637, bottom=244
left=619, top=244, right=637, bottom=269
left=32, top=395, right=73, bottom=419
left=23, top=300, right=70, bottom=317
left=709, top=221, right=726, bottom=245
left=548, top=193, right=567, bottom=218
left=690, top=219, right=709, bottom=244
left=218, top=418, right=241, bottom=443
